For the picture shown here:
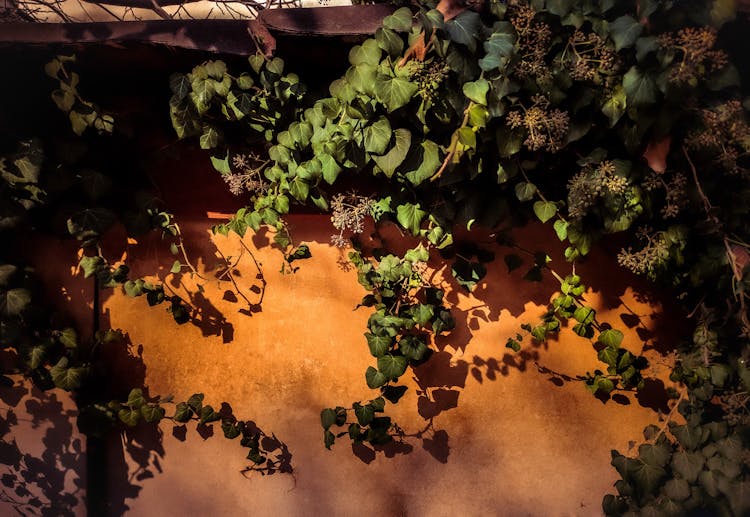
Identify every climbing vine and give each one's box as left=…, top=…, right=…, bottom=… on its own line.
left=2, top=0, right=750, bottom=514
left=164, top=0, right=749, bottom=513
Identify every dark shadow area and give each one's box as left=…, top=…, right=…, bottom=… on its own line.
left=0, top=380, right=84, bottom=516
left=635, top=378, right=671, bottom=414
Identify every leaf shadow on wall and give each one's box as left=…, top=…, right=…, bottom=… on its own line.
left=96, top=310, right=294, bottom=515
left=0, top=373, right=84, bottom=517
left=99, top=219, right=275, bottom=345
left=463, top=236, right=679, bottom=415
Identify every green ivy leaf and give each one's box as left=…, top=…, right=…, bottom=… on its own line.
left=547, top=0, right=574, bottom=16
left=553, top=220, right=569, bottom=241
left=403, top=140, right=440, bottom=186
left=598, top=346, right=619, bottom=367
left=349, top=39, right=382, bottom=67
left=375, top=76, right=418, bottom=113
left=514, top=181, right=537, bottom=202
left=364, top=117, right=392, bottom=155
left=663, top=478, right=690, bottom=501
left=639, top=442, right=671, bottom=468
left=29, top=346, right=46, bottom=369
left=222, top=420, right=241, bottom=439
left=289, top=177, right=310, bottom=202
left=458, top=127, right=476, bottom=148
left=671, top=424, right=708, bottom=450
left=365, top=366, right=388, bottom=389
left=346, top=64, right=378, bottom=96
left=710, top=0, right=737, bottom=27
left=320, top=154, right=342, bottom=185
left=636, top=36, right=659, bottom=62
left=210, top=152, right=231, bottom=174
left=531, top=325, right=547, bottom=342
left=288, top=121, right=313, bottom=148
left=404, top=245, right=429, bottom=263
left=266, top=57, right=284, bottom=75
left=203, top=60, right=227, bottom=80
left=321, top=408, right=337, bottom=430
left=372, top=129, right=411, bottom=178
left=377, top=354, right=408, bottom=380
left=598, top=329, right=624, bottom=348
left=468, top=104, right=489, bottom=128
left=479, top=28, right=515, bottom=72
left=1, top=288, right=31, bottom=317
left=173, top=402, right=192, bottom=423
left=237, top=73, right=254, bottom=90
left=187, top=393, right=204, bottom=414
left=199, top=405, right=220, bottom=424
left=141, top=404, right=166, bottom=423
left=533, top=201, right=557, bottom=223
left=375, top=28, right=404, bottom=57
left=594, top=376, right=615, bottom=394
left=623, top=67, right=657, bottom=108
left=78, top=256, right=104, bottom=279
left=382, top=7, right=412, bottom=32
left=445, top=10, right=481, bottom=52
left=671, top=450, right=704, bottom=483
left=69, top=110, right=92, bottom=136
left=127, top=388, right=145, bottom=409
left=118, top=407, right=141, bottom=427
left=52, top=89, right=74, bottom=112
left=506, top=338, right=521, bottom=352
left=199, top=126, right=221, bottom=149
left=50, top=357, right=86, bottom=391
left=324, top=429, right=335, bottom=449
left=463, top=79, right=489, bottom=105
left=396, top=203, right=427, bottom=235
left=573, top=306, right=596, bottom=325
left=248, top=54, right=264, bottom=74
left=0, top=265, right=18, bottom=287
left=354, top=403, right=374, bottom=426
left=366, top=333, right=392, bottom=357
left=609, top=15, right=643, bottom=51
left=370, top=397, right=386, bottom=412
left=399, top=335, right=428, bottom=361
left=601, top=85, right=627, bottom=127
left=169, top=74, right=192, bottom=101
left=631, top=461, right=667, bottom=497
left=410, top=304, right=434, bottom=326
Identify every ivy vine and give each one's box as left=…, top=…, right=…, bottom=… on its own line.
left=2, top=0, right=750, bottom=514
left=168, top=0, right=749, bottom=513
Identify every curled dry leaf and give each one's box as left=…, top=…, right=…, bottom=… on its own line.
left=437, top=0, right=467, bottom=21
left=643, top=136, right=671, bottom=174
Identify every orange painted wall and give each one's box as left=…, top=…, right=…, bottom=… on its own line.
left=95, top=209, right=677, bottom=516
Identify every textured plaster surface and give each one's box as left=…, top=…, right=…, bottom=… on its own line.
left=101, top=214, right=678, bottom=517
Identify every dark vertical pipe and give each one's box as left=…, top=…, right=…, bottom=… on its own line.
left=86, top=275, right=107, bottom=516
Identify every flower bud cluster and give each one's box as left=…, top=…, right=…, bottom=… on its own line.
left=408, top=60, right=451, bottom=103
left=567, top=161, right=628, bottom=220
left=687, top=100, right=750, bottom=174
left=617, top=227, right=671, bottom=279
left=330, top=191, right=373, bottom=248
left=565, top=30, right=617, bottom=83
left=223, top=153, right=268, bottom=196
left=507, top=95, right=569, bottom=152
left=509, top=4, right=553, bottom=85
left=658, top=27, right=728, bottom=86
